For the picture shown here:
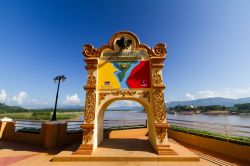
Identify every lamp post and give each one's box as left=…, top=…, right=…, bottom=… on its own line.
left=51, top=75, right=66, bottom=121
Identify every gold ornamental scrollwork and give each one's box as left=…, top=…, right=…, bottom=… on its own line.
left=87, top=72, right=96, bottom=86
left=98, top=91, right=136, bottom=105
left=98, top=92, right=110, bottom=105
left=83, top=128, right=94, bottom=144
left=156, top=128, right=167, bottom=144
left=152, top=71, right=163, bottom=85
left=153, top=89, right=166, bottom=122
left=138, top=91, right=150, bottom=102
left=152, top=43, right=166, bottom=57
left=84, top=90, right=96, bottom=123
left=83, top=44, right=98, bottom=58
left=111, top=90, right=136, bottom=97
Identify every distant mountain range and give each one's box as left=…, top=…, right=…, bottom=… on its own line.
left=2, top=97, right=250, bottom=111
left=167, top=97, right=250, bottom=107
left=89, top=97, right=250, bottom=111
left=107, top=97, right=250, bottom=110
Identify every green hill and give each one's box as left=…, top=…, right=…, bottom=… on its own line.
left=0, top=103, right=28, bottom=113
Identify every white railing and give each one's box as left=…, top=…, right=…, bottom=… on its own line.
left=103, top=119, right=147, bottom=129
left=65, top=119, right=147, bottom=132
left=13, top=119, right=250, bottom=140
left=66, top=121, right=84, bottom=133
left=167, top=118, right=250, bottom=138
left=15, top=120, right=43, bottom=133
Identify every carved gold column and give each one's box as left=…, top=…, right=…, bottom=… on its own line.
left=74, top=45, right=98, bottom=155
left=151, top=44, right=177, bottom=155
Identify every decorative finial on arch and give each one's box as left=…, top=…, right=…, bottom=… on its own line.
left=82, top=44, right=98, bottom=58
left=152, top=43, right=167, bottom=57
left=108, top=31, right=140, bottom=49
left=115, top=36, right=132, bottom=52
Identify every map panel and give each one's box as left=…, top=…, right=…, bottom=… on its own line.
left=97, top=60, right=151, bottom=89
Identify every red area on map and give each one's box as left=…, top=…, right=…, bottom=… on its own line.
left=126, top=61, right=151, bottom=88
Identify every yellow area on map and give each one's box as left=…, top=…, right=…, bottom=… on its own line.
left=97, top=60, right=120, bottom=90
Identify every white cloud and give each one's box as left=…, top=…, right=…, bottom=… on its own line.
left=64, top=94, right=81, bottom=105
left=0, top=89, right=7, bottom=102
left=186, top=88, right=250, bottom=100
left=109, top=100, right=141, bottom=108
left=29, top=98, right=41, bottom=105
left=0, top=89, right=51, bottom=108
left=12, top=91, right=28, bottom=104
left=197, top=90, right=217, bottom=98
left=185, top=93, right=195, bottom=100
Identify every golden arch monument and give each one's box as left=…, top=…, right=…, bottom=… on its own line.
left=75, top=31, right=175, bottom=155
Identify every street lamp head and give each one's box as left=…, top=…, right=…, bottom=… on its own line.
left=60, top=75, right=66, bottom=82
left=53, top=75, right=66, bottom=83
left=53, top=76, right=59, bottom=83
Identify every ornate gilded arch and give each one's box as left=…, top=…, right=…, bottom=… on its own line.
left=74, top=31, right=174, bottom=155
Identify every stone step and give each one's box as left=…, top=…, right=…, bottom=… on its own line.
left=52, top=155, right=200, bottom=162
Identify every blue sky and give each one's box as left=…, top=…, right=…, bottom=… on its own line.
left=0, top=0, right=250, bottom=108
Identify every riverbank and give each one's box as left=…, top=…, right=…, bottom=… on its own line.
left=168, top=111, right=250, bottom=115
left=2, top=110, right=250, bottom=126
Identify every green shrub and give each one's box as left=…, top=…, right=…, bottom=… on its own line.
left=56, top=113, right=79, bottom=120
left=170, top=125, right=250, bottom=145
left=31, top=112, right=51, bottom=120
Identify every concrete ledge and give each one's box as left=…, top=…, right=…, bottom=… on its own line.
left=168, top=130, right=250, bottom=163
left=0, top=121, right=82, bottom=149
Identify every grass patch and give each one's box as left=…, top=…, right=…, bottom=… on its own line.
left=170, top=125, right=250, bottom=146
left=56, top=112, right=82, bottom=120
left=32, top=112, right=51, bottom=120
left=0, top=112, right=32, bottom=119
left=0, top=112, right=82, bottom=120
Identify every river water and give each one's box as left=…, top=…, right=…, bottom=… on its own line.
left=101, top=111, right=250, bottom=126
left=15, top=111, right=250, bottom=137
